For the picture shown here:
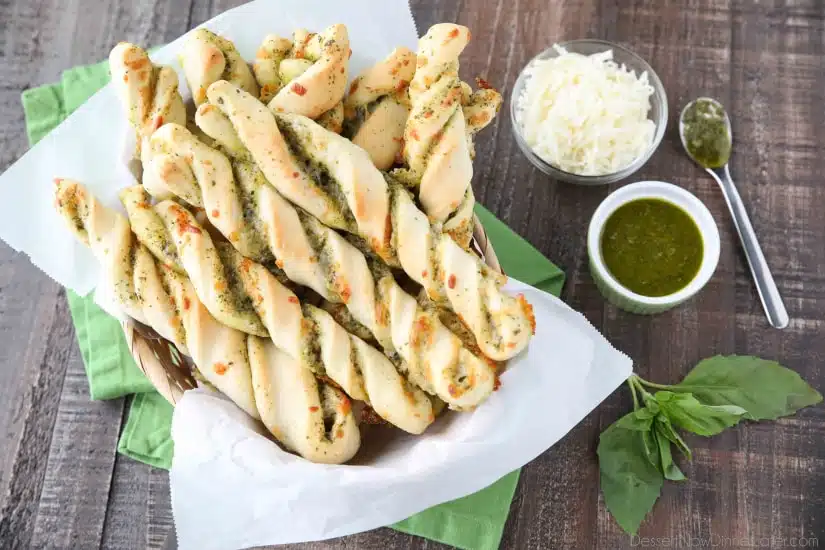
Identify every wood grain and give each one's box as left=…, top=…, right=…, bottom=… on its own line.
left=29, top=359, right=124, bottom=549
left=0, top=290, right=76, bottom=549
left=0, top=1, right=823, bottom=549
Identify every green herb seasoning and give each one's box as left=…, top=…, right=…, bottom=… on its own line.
left=600, top=198, right=703, bottom=297
left=681, top=99, right=731, bottom=168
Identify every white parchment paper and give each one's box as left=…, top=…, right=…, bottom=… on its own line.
left=171, top=280, right=632, bottom=549
left=0, top=1, right=634, bottom=548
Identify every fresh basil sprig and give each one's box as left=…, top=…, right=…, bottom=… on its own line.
left=598, top=355, right=822, bottom=535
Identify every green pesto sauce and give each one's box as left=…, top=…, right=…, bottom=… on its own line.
left=600, top=198, right=703, bottom=297
left=682, top=99, right=731, bottom=168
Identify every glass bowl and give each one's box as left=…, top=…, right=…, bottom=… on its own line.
left=509, top=39, right=668, bottom=186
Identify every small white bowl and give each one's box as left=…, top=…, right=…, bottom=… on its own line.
left=510, top=39, right=668, bottom=185
left=587, top=181, right=720, bottom=314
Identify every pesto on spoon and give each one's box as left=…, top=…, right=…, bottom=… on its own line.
left=679, top=97, right=789, bottom=329
left=681, top=98, right=731, bottom=168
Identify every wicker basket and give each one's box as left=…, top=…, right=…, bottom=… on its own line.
left=121, top=215, right=502, bottom=406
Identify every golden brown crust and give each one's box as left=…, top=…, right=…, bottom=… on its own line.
left=179, top=29, right=259, bottom=106
left=253, top=34, right=294, bottom=102
left=400, top=24, right=503, bottom=247
left=316, top=101, right=344, bottom=134
left=108, top=43, right=186, bottom=199
left=195, top=82, right=532, bottom=362
left=403, top=24, right=472, bottom=236
left=153, top=115, right=500, bottom=410
left=142, top=126, right=439, bottom=431
left=260, top=24, right=350, bottom=119
left=343, top=47, right=416, bottom=169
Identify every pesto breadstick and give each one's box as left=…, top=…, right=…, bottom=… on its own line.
left=253, top=24, right=348, bottom=132
left=54, top=179, right=360, bottom=464
left=108, top=42, right=187, bottom=200
left=200, top=81, right=531, bottom=363
left=120, top=185, right=434, bottom=434
left=145, top=121, right=498, bottom=410
left=253, top=24, right=351, bottom=119
left=400, top=24, right=502, bottom=246
left=179, top=28, right=258, bottom=105
left=343, top=47, right=416, bottom=169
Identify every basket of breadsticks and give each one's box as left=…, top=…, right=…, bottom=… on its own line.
left=52, top=20, right=537, bottom=464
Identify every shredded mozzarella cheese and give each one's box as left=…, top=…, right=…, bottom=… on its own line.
left=516, top=45, right=655, bottom=176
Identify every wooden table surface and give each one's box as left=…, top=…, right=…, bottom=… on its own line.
left=1, top=1, right=824, bottom=548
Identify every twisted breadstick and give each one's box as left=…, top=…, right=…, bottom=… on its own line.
left=145, top=121, right=496, bottom=409
left=253, top=35, right=293, bottom=103
left=253, top=24, right=349, bottom=121
left=401, top=24, right=502, bottom=246
left=343, top=47, right=415, bottom=169
left=461, top=81, right=502, bottom=154
left=108, top=43, right=187, bottom=200
left=54, top=179, right=360, bottom=464
left=201, top=81, right=532, bottom=361
left=120, top=185, right=434, bottom=434
left=179, top=28, right=258, bottom=106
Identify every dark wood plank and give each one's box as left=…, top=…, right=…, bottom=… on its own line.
left=100, top=441, right=177, bottom=550
left=0, top=291, right=76, bottom=549
left=28, top=356, right=124, bottom=549
left=0, top=0, right=82, bottom=528
left=727, top=3, right=825, bottom=545
left=0, top=1, right=195, bottom=548
left=0, top=255, right=63, bottom=506
left=147, top=465, right=175, bottom=549
left=101, top=427, right=152, bottom=550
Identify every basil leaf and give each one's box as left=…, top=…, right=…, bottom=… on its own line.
left=655, top=414, right=692, bottom=460
left=655, top=390, right=746, bottom=436
left=642, top=394, right=660, bottom=414
left=634, top=405, right=658, bottom=421
left=598, top=414, right=663, bottom=535
left=641, top=428, right=659, bottom=467
left=671, top=355, right=822, bottom=420
left=654, top=425, right=686, bottom=481
left=614, top=406, right=658, bottom=432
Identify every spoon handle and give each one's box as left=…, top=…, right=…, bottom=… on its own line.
left=707, top=165, right=790, bottom=329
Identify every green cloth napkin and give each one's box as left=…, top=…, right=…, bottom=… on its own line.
left=22, top=59, right=564, bottom=550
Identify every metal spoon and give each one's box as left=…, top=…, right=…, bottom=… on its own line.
left=679, top=97, right=789, bottom=329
